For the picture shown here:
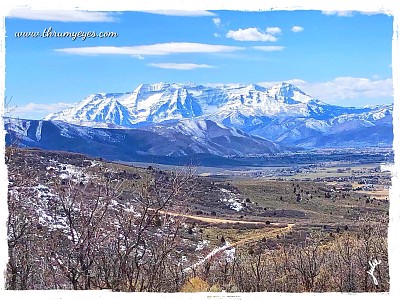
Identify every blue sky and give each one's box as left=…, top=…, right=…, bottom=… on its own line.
left=5, top=9, right=394, bottom=119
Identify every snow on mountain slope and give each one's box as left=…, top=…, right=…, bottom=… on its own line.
left=44, top=82, right=330, bottom=127
left=245, top=103, right=392, bottom=143
left=267, top=82, right=313, bottom=104
left=45, top=81, right=385, bottom=126
left=5, top=118, right=283, bottom=162
left=143, top=118, right=283, bottom=156
left=44, top=93, right=136, bottom=127
left=40, top=82, right=393, bottom=149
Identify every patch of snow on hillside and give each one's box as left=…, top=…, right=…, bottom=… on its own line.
left=90, top=160, right=99, bottom=167
left=183, top=242, right=235, bottom=273
left=220, top=188, right=243, bottom=211
left=224, top=246, right=236, bottom=263
left=58, top=163, right=88, bottom=183
left=195, top=240, right=210, bottom=251
left=35, top=183, right=56, bottom=199
left=35, top=121, right=43, bottom=141
left=27, top=184, right=71, bottom=234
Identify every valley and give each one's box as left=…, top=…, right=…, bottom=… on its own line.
left=5, top=147, right=390, bottom=292
left=4, top=81, right=393, bottom=292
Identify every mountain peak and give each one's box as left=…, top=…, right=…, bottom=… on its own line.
left=270, top=81, right=305, bottom=94
left=134, top=82, right=172, bottom=93
left=267, top=82, right=312, bottom=104
left=243, top=83, right=266, bottom=92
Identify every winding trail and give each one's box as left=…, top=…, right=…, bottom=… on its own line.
left=169, top=208, right=296, bottom=273
left=151, top=208, right=295, bottom=273
left=183, top=224, right=294, bottom=273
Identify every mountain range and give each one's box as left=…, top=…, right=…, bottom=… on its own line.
left=5, top=82, right=393, bottom=165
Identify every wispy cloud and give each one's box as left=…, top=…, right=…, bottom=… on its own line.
left=266, top=27, right=282, bottom=35
left=259, top=77, right=393, bottom=104
left=140, top=10, right=216, bottom=17
left=322, top=10, right=354, bottom=17
left=8, top=8, right=118, bottom=22
left=213, top=17, right=221, bottom=27
left=322, top=10, right=384, bottom=17
left=253, top=46, right=285, bottom=51
left=148, top=63, right=214, bottom=70
left=6, top=102, right=74, bottom=120
left=55, top=42, right=244, bottom=56
left=226, top=28, right=277, bottom=42
left=291, top=26, right=304, bottom=33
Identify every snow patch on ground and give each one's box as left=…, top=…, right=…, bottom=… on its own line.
left=28, top=184, right=71, bottom=236
left=224, top=246, right=236, bottom=263
left=220, top=188, right=243, bottom=211
left=183, top=242, right=236, bottom=273
left=58, top=163, right=88, bottom=183
left=90, top=160, right=100, bottom=167
left=195, top=240, right=210, bottom=251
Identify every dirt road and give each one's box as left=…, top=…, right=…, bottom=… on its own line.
left=229, top=223, right=295, bottom=247
left=154, top=209, right=287, bottom=226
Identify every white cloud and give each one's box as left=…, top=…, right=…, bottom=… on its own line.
left=8, top=8, right=117, bottom=22
left=310, top=77, right=393, bottom=100
left=6, top=102, right=74, bottom=120
left=266, top=27, right=282, bottom=35
left=322, top=10, right=354, bottom=17
left=226, top=28, right=277, bottom=42
left=253, top=46, right=285, bottom=51
left=258, top=77, right=393, bottom=104
left=213, top=17, right=221, bottom=27
left=258, top=79, right=304, bottom=89
left=359, top=11, right=387, bottom=16
left=202, top=82, right=244, bottom=89
left=214, top=33, right=221, bottom=38
left=322, top=10, right=384, bottom=17
left=291, top=26, right=304, bottom=33
left=148, top=63, right=214, bottom=70
left=140, top=10, right=216, bottom=17
left=55, top=42, right=244, bottom=56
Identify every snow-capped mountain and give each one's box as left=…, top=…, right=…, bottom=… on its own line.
left=43, top=82, right=393, bottom=149
left=45, top=82, right=208, bottom=126
left=44, top=82, right=336, bottom=126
